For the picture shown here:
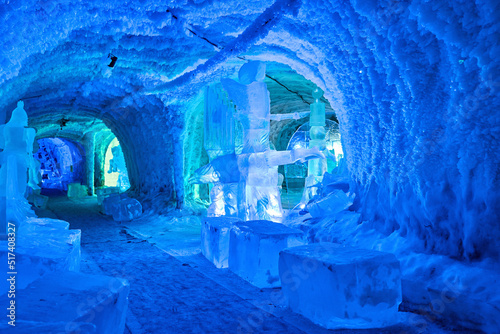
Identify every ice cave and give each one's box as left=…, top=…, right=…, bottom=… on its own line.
left=0, top=0, right=498, bottom=333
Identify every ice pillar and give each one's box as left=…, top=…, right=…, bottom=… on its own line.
left=304, top=88, right=327, bottom=201
left=84, top=132, right=95, bottom=196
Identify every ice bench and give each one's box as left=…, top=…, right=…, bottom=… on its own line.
left=229, top=220, right=305, bottom=288
left=279, top=243, right=402, bottom=329
left=201, top=217, right=241, bottom=268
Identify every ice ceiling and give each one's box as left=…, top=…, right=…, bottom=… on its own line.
left=0, top=0, right=499, bottom=260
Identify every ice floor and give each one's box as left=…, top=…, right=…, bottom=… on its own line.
left=35, top=197, right=480, bottom=334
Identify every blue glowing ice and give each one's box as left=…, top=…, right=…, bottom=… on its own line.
left=0, top=101, right=37, bottom=233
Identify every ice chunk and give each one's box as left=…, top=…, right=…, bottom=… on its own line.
left=96, top=186, right=121, bottom=205
left=279, top=243, right=402, bottom=329
left=102, top=194, right=142, bottom=221
left=306, top=189, right=353, bottom=217
left=0, top=271, right=129, bottom=334
left=67, top=182, right=89, bottom=198
left=229, top=220, right=305, bottom=288
left=201, top=217, right=241, bottom=268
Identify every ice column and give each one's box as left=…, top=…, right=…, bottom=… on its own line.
left=84, top=132, right=95, bottom=196
left=0, top=101, right=36, bottom=234
left=203, top=84, right=238, bottom=217
left=304, top=88, right=327, bottom=201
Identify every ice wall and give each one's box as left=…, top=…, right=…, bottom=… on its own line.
left=0, top=0, right=498, bottom=259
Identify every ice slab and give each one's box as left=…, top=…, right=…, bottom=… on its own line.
left=0, top=227, right=81, bottom=293
left=67, top=183, right=89, bottom=198
left=96, top=186, right=120, bottom=205
left=201, top=217, right=241, bottom=268
left=229, top=220, right=305, bottom=288
left=279, top=243, right=402, bottom=329
left=0, top=271, right=129, bottom=334
left=22, top=217, right=70, bottom=232
left=306, top=189, right=352, bottom=217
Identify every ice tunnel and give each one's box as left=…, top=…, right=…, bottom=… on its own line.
left=35, top=137, right=85, bottom=194
left=0, top=0, right=499, bottom=333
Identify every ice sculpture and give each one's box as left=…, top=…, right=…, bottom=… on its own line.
left=191, top=61, right=326, bottom=221
left=108, top=145, right=130, bottom=191
left=0, top=101, right=37, bottom=234
left=303, top=88, right=328, bottom=202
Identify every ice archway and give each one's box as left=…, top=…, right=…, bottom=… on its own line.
left=0, top=0, right=498, bottom=261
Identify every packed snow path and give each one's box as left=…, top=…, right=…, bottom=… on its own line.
left=36, top=197, right=474, bottom=334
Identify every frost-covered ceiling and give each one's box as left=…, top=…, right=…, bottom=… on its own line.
left=1, top=0, right=499, bottom=260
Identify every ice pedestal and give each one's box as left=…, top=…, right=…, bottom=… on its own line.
left=229, top=220, right=305, bottom=288
left=279, top=243, right=402, bottom=329
left=0, top=271, right=129, bottom=334
left=0, top=218, right=81, bottom=293
left=201, top=216, right=241, bottom=268
left=102, top=194, right=142, bottom=222
left=67, top=182, right=89, bottom=198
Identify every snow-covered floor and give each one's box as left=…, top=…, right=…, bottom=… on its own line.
left=35, top=196, right=478, bottom=334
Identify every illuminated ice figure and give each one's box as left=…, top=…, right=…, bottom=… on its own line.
left=191, top=61, right=325, bottom=221
left=220, top=61, right=282, bottom=221
left=108, top=146, right=130, bottom=191
left=0, top=101, right=37, bottom=234
left=303, top=88, right=328, bottom=202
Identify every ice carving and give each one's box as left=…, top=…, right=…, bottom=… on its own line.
left=108, top=145, right=130, bottom=191
left=303, top=88, right=328, bottom=202
left=0, top=101, right=37, bottom=233
left=195, top=61, right=322, bottom=221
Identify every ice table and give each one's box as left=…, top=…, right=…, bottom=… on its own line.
left=201, top=217, right=241, bottom=268
left=279, top=243, right=402, bottom=329
left=229, top=220, right=304, bottom=288
left=0, top=271, right=129, bottom=334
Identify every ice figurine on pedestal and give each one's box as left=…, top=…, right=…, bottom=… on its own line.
left=190, top=61, right=324, bottom=222
left=108, top=146, right=130, bottom=192
left=303, top=88, right=328, bottom=202
left=0, top=101, right=37, bottom=234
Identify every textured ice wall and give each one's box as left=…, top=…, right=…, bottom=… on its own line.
left=252, top=0, right=500, bottom=260
left=0, top=0, right=498, bottom=259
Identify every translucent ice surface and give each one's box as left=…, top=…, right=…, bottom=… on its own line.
left=229, top=220, right=305, bottom=288
left=201, top=217, right=241, bottom=268
left=279, top=243, right=402, bottom=329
